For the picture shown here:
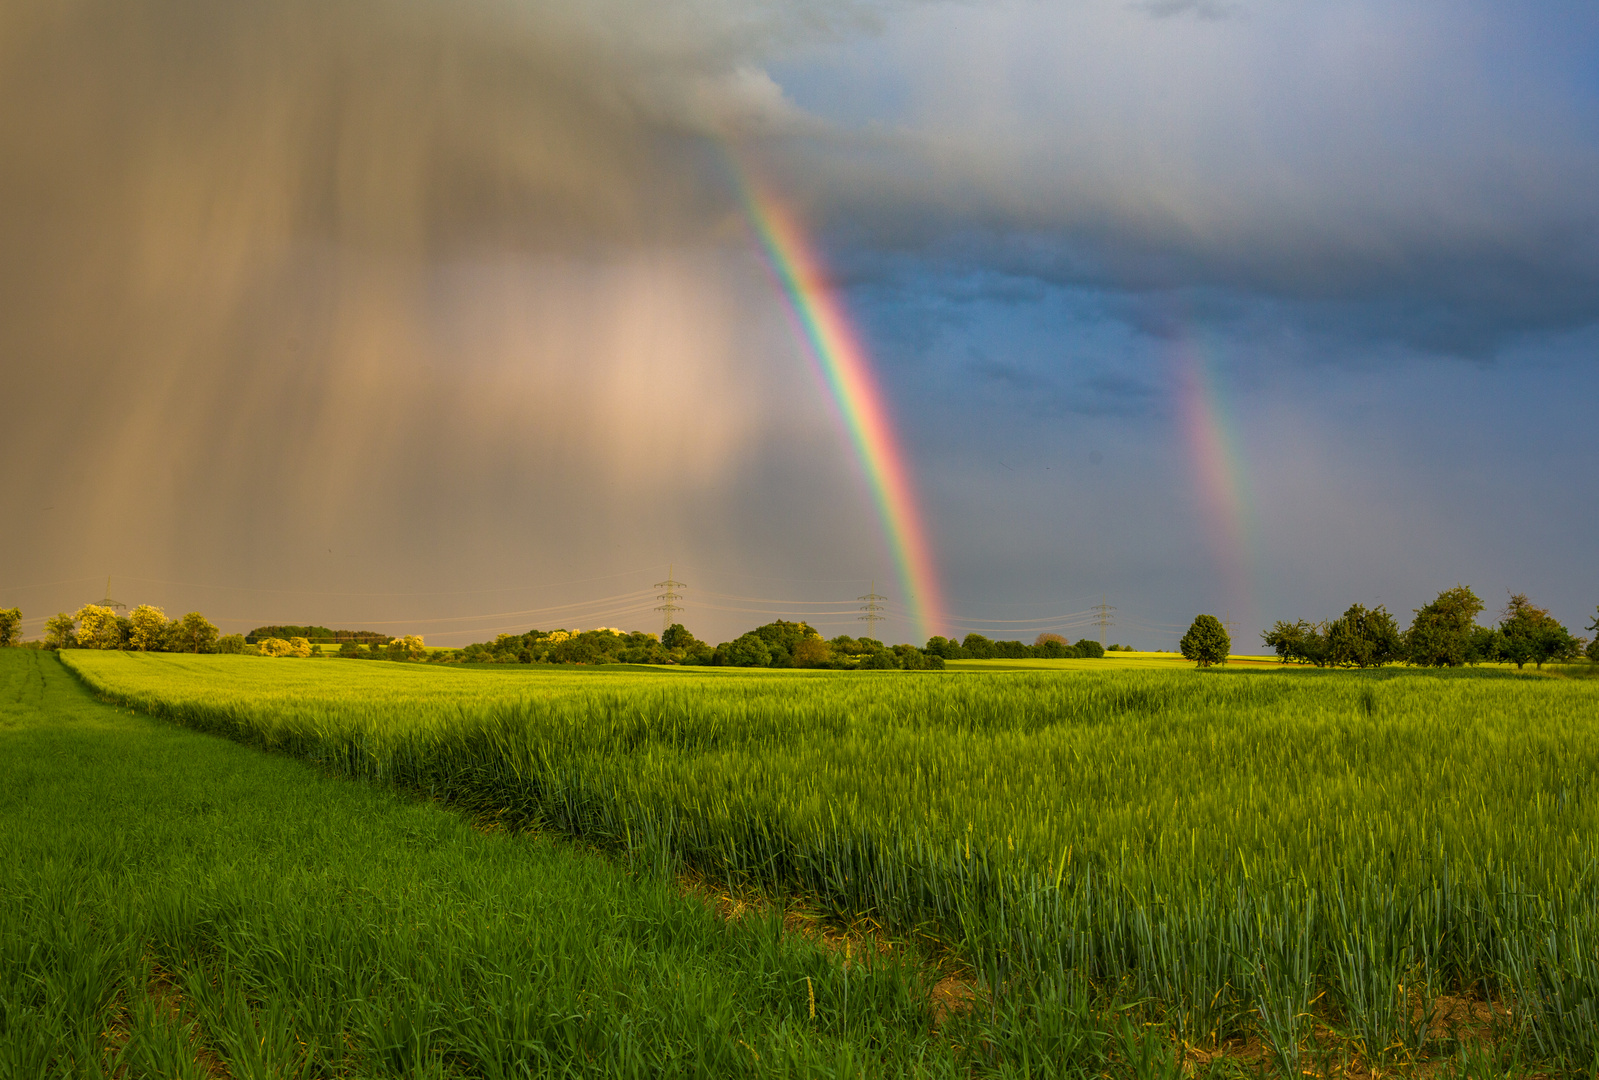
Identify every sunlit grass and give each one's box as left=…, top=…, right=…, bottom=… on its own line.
left=55, top=649, right=1599, bottom=1073
left=5, top=649, right=1008, bottom=1078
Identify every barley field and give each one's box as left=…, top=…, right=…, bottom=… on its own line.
left=4, top=650, right=984, bottom=1079
left=57, top=650, right=1599, bottom=1072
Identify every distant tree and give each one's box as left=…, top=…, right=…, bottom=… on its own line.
left=1180, top=615, right=1230, bottom=667
left=861, top=648, right=899, bottom=669
left=891, top=644, right=942, bottom=670
left=245, top=624, right=332, bottom=644
left=752, top=620, right=816, bottom=659
left=923, top=636, right=968, bottom=659
left=1497, top=594, right=1578, bottom=669
left=0, top=608, right=21, bottom=647
left=74, top=604, right=122, bottom=649
left=216, top=634, right=246, bottom=654
left=1262, top=620, right=1312, bottom=664
left=43, top=613, right=76, bottom=650
left=1403, top=586, right=1484, bottom=667
left=1466, top=625, right=1504, bottom=665
left=393, top=635, right=426, bottom=661
left=169, top=612, right=219, bottom=654
left=128, top=605, right=168, bottom=651
left=1588, top=607, right=1599, bottom=662
left=1035, top=632, right=1066, bottom=648
left=1035, top=637, right=1071, bottom=658
left=1325, top=604, right=1402, bottom=668
left=718, top=633, right=772, bottom=667
left=287, top=636, right=313, bottom=658
left=258, top=637, right=293, bottom=657
left=1074, top=639, right=1106, bottom=659
left=961, top=633, right=996, bottom=659
left=794, top=636, right=832, bottom=667
left=661, top=623, right=700, bottom=650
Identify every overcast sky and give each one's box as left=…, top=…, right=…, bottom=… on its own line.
left=3, top=0, right=1596, bottom=648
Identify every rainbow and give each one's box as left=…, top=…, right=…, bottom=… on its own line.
left=1170, top=325, right=1257, bottom=637
left=727, top=160, right=944, bottom=642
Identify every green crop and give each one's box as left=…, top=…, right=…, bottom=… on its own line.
left=59, top=650, right=1599, bottom=1070
left=9, top=650, right=1060, bottom=1078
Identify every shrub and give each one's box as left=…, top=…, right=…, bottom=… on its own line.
left=258, top=637, right=293, bottom=657
left=0, top=608, right=21, bottom=647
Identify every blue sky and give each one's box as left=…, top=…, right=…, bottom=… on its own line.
left=2, top=0, right=1595, bottom=647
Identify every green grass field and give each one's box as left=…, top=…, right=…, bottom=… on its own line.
left=7, top=650, right=1070, bottom=1079
left=45, top=649, right=1599, bottom=1075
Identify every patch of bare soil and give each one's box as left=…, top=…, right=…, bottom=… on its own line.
left=102, top=961, right=231, bottom=1079
left=674, top=868, right=982, bottom=1027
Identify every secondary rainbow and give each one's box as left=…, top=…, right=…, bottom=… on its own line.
left=728, top=160, right=944, bottom=641
left=1170, top=325, right=1257, bottom=635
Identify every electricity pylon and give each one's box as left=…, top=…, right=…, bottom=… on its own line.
left=99, top=576, right=127, bottom=612
left=858, top=581, right=888, bottom=640
left=654, top=565, right=686, bottom=637
left=1094, top=595, right=1116, bottom=645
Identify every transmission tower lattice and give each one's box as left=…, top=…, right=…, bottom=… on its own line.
left=654, top=565, right=686, bottom=637
left=858, top=581, right=888, bottom=640
left=99, top=576, right=127, bottom=612
left=1094, top=595, right=1116, bottom=645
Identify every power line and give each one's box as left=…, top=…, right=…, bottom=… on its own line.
left=57, top=567, right=664, bottom=599
left=654, top=565, right=686, bottom=637
left=943, top=608, right=1098, bottom=625
left=1222, top=611, right=1239, bottom=643
left=858, top=581, right=888, bottom=640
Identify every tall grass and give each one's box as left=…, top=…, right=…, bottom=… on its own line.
left=64, top=651, right=1599, bottom=1068
left=9, top=650, right=1048, bottom=1078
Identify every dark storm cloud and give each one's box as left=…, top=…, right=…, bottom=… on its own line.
left=760, top=1, right=1599, bottom=362
left=0, top=0, right=916, bottom=639
left=4, top=0, right=1596, bottom=648
left=965, top=353, right=1160, bottom=419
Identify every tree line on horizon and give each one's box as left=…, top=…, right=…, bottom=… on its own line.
left=244, top=625, right=392, bottom=645
left=443, top=624, right=1125, bottom=669
left=6, top=587, right=1594, bottom=672
left=1258, top=587, right=1597, bottom=669
left=0, top=603, right=224, bottom=654
left=0, top=606, right=405, bottom=656
left=448, top=621, right=950, bottom=669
